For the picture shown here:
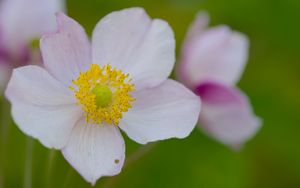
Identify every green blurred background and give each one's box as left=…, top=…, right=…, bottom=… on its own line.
left=1, top=0, right=300, bottom=187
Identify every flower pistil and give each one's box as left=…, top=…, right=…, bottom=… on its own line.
left=71, top=64, right=135, bottom=125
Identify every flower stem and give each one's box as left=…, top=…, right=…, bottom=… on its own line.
left=24, top=137, right=34, bottom=188
left=0, top=99, right=11, bottom=188
left=45, top=149, right=57, bottom=188
left=101, top=142, right=157, bottom=188
left=61, top=167, right=74, bottom=188
left=124, top=143, right=157, bottom=169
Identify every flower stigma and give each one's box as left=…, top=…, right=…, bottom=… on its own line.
left=70, top=64, right=135, bottom=125
left=91, top=84, right=113, bottom=108
left=30, top=38, right=40, bottom=49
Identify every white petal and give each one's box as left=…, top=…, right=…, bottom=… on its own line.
left=41, top=13, right=91, bottom=86
left=185, top=11, right=209, bottom=42
left=119, top=79, right=201, bottom=144
left=0, top=0, right=65, bottom=51
left=177, top=12, right=209, bottom=88
left=179, top=25, right=249, bottom=88
left=92, top=7, right=175, bottom=90
left=5, top=65, right=82, bottom=149
left=196, top=82, right=262, bottom=150
left=62, top=119, right=125, bottom=185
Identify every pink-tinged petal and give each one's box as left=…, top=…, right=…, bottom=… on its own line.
left=5, top=65, right=82, bottom=149
left=119, top=79, right=201, bottom=144
left=178, top=23, right=249, bottom=89
left=0, top=0, right=65, bottom=52
left=92, top=7, right=175, bottom=91
left=0, top=11, right=32, bottom=66
left=41, top=13, right=91, bottom=86
left=62, top=119, right=125, bottom=185
left=196, top=82, right=262, bottom=150
left=0, top=34, right=10, bottom=61
left=184, top=11, right=209, bottom=43
left=177, top=12, right=209, bottom=87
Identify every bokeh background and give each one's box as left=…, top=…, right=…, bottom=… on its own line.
left=1, top=0, right=300, bottom=187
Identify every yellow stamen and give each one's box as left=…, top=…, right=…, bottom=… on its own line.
left=70, top=64, right=135, bottom=125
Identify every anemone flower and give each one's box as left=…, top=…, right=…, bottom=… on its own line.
left=177, top=12, right=261, bottom=150
left=5, top=8, right=201, bottom=185
left=0, top=0, right=65, bottom=90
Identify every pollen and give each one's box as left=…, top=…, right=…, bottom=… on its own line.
left=70, top=64, right=135, bottom=125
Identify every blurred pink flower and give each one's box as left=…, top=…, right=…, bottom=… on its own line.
left=0, top=0, right=65, bottom=90
left=5, top=9, right=201, bottom=184
left=177, top=12, right=261, bottom=150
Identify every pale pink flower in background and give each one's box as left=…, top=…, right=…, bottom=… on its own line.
left=177, top=12, right=262, bottom=150
left=5, top=8, right=201, bottom=185
left=0, top=0, right=65, bottom=90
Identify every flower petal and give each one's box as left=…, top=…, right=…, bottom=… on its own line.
left=0, top=0, right=65, bottom=51
left=196, top=82, right=262, bottom=150
left=179, top=23, right=249, bottom=89
left=5, top=65, right=82, bottom=149
left=119, top=79, right=201, bottom=144
left=184, top=11, right=209, bottom=43
left=92, top=7, right=175, bottom=90
left=62, top=119, right=125, bottom=185
left=40, top=13, right=91, bottom=86
left=177, top=12, right=209, bottom=87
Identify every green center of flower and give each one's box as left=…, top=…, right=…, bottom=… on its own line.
left=30, top=38, right=40, bottom=49
left=91, top=84, right=113, bottom=108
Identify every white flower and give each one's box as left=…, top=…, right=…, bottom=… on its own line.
left=0, top=0, right=65, bottom=90
left=177, top=12, right=261, bottom=150
left=5, top=8, right=201, bottom=185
